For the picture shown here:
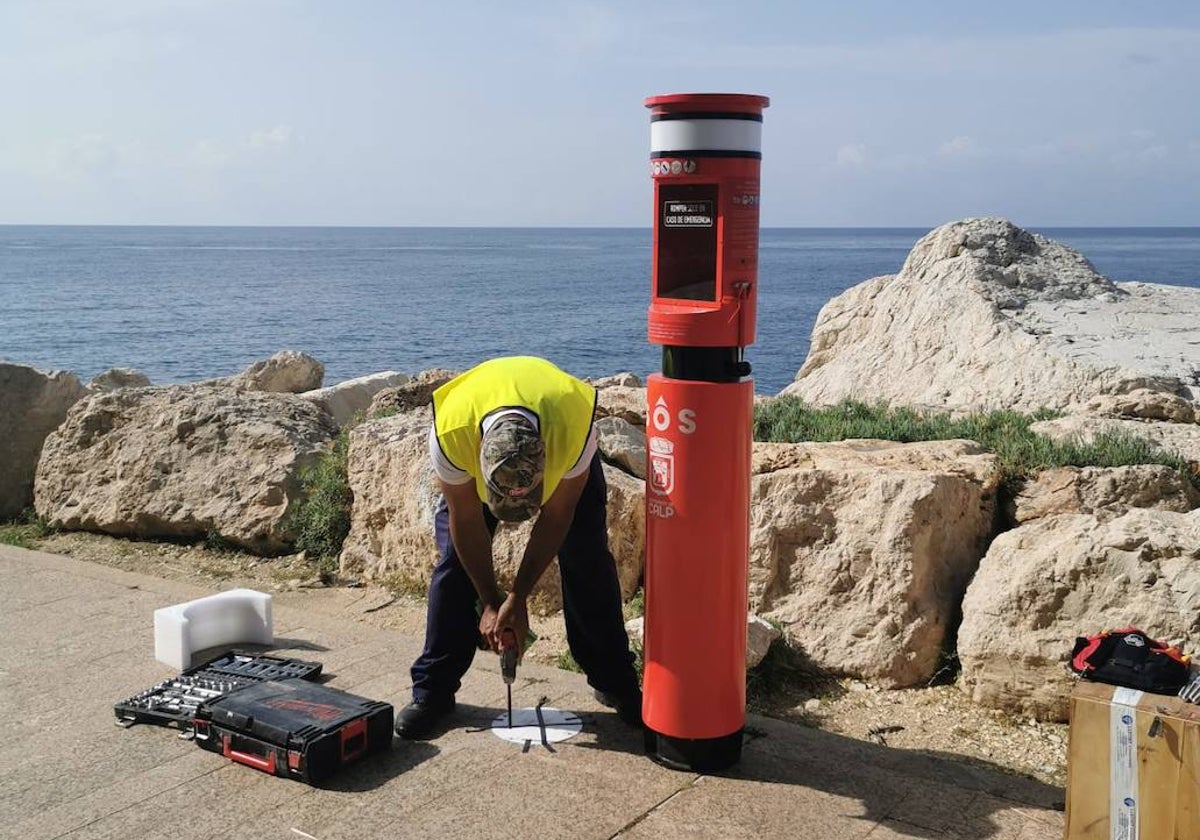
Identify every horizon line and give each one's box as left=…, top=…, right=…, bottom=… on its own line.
left=2, top=222, right=1199, bottom=231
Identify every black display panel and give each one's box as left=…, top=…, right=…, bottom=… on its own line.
left=657, top=183, right=718, bottom=301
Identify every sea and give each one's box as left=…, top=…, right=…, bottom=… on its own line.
left=2, top=226, right=1198, bottom=395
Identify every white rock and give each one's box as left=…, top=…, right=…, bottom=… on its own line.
left=88, top=368, right=151, bottom=391
left=623, top=613, right=779, bottom=669
left=595, top=415, right=646, bottom=479
left=783, top=218, right=1200, bottom=411
left=590, top=372, right=643, bottom=388
left=746, top=615, right=781, bottom=668
left=216, top=350, right=324, bottom=393
left=301, top=371, right=411, bottom=427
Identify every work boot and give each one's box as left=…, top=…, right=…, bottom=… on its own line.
left=394, top=696, right=455, bottom=739
left=593, top=687, right=643, bottom=727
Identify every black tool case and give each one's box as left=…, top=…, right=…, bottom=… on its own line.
left=114, top=651, right=323, bottom=730
left=193, top=678, right=393, bottom=783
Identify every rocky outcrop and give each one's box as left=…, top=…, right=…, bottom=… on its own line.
left=366, top=369, right=458, bottom=417
left=88, top=368, right=151, bottom=391
left=339, top=408, right=644, bottom=611
left=1030, top=415, right=1200, bottom=465
left=212, top=350, right=325, bottom=393
left=301, top=371, right=411, bottom=427
left=33, top=386, right=336, bottom=553
left=589, top=373, right=643, bottom=388
left=749, top=439, right=999, bottom=687
left=595, top=416, right=646, bottom=479
left=783, top=218, right=1200, bottom=413
left=596, top=385, right=647, bottom=426
left=957, top=508, right=1200, bottom=721
left=1084, top=389, right=1197, bottom=424
left=337, top=409, right=440, bottom=583
left=1012, top=465, right=1200, bottom=524
left=0, top=363, right=87, bottom=520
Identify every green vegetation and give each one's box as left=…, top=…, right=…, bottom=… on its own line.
left=754, top=398, right=1198, bottom=492
left=556, top=649, right=583, bottom=673
left=623, top=586, right=644, bottom=621
left=746, top=635, right=841, bottom=714
left=0, top=510, right=52, bottom=549
left=378, top=570, right=430, bottom=600
left=289, top=408, right=408, bottom=571
left=202, top=529, right=240, bottom=553
left=289, top=424, right=355, bottom=571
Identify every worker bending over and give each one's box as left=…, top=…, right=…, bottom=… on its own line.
left=396, top=356, right=642, bottom=738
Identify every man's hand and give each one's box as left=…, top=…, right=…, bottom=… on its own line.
left=493, top=592, right=530, bottom=656
left=478, top=600, right=503, bottom=651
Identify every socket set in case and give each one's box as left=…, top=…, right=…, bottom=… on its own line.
left=114, top=651, right=323, bottom=731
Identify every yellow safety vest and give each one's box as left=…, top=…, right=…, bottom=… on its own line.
left=432, top=357, right=597, bottom=505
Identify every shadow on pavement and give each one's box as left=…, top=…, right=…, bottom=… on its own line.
left=317, top=739, right=440, bottom=792
left=731, top=724, right=1064, bottom=840
left=270, top=637, right=332, bottom=654
left=567, top=712, right=652, bottom=758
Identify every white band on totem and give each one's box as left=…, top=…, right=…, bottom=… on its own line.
left=650, top=119, right=762, bottom=154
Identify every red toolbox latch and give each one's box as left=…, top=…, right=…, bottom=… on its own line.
left=340, top=718, right=367, bottom=762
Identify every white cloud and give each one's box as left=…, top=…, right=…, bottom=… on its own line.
left=183, top=126, right=294, bottom=172
left=48, top=134, right=120, bottom=180
left=1134, top=144, right=1168, bottom=162
left=835, top=143, right=867, bottom=169
left=247, top=125, right=293, bottom=150
left=937, top=136, right=977, bottom=158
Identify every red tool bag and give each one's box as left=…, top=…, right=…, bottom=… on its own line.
left=1069, top=627, right=1191, bottom=695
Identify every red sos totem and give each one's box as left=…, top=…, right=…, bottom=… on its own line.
left=642, top=93, right=768, bottom=772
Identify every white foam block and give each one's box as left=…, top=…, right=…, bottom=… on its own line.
left=153, top=588, right=273, bottom=671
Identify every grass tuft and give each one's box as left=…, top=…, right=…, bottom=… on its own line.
left=557, top=649, right=583, bottom=673
left=624, top=586, right=645, bottom=621
left=0, top=510, right=53, bottom=549
left=288, top=423, right=357, bottom=572
left=754, top=397, right=1198, bottom=492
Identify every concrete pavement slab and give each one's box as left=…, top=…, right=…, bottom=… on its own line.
left=0, top=544, right=1065, bottom=840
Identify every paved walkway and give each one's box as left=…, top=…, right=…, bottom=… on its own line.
left=0, top=545, right=1065, bottom=840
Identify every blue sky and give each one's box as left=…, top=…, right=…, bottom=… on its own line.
left=2, top=1, right=1198, bottom=226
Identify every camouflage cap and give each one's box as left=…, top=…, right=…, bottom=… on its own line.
left=480, top=415, right=545, bottom=522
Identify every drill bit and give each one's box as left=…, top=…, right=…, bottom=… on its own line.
left=500, top=629, right=518, bottom=728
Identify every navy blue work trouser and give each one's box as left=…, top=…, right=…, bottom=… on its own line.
left=410, top=453, right=639, bottom=703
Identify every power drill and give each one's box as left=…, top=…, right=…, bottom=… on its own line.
left=500, top=628, right=518, bottom=728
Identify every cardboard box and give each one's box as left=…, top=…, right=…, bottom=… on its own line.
left=1065, top=680, right=1200, bottom=839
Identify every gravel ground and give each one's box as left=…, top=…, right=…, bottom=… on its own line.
left=30, top=531, right=1069, bottom=792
